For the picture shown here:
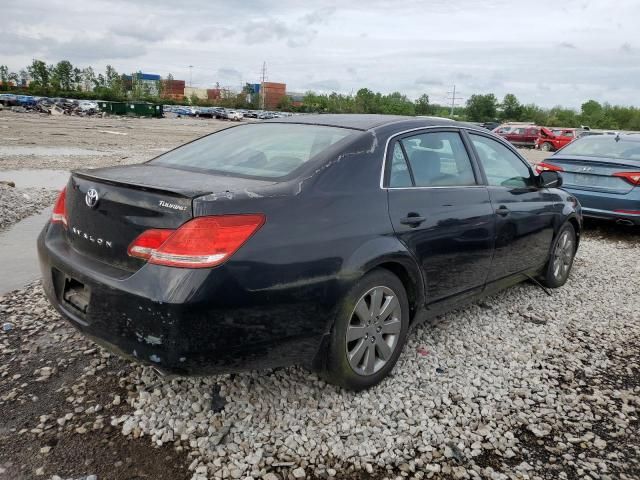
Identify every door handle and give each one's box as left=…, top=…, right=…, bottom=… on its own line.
left=400, top=213, right=426, bottom=227
left=495, top=205, right=510, bottom=217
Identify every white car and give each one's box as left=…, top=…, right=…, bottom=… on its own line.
left=226, top=110, right=243, bottom=121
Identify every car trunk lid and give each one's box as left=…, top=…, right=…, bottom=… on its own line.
left=64, top=164, right=275, bottom=271
left=548, top=155, right=639, bottom=194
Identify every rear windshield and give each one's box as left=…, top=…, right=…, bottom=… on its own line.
left=151, top=123, right=354, bottom=178
left=559, top=136, right=640, bottom=160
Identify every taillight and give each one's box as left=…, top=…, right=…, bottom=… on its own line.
left=535, top=162, right=564, bottom=174
left=51, top=187, right=68, bottom=227
left=613, top=171, right=640, bottom=186
left=127, top=214, right=265, bottom=268
left=127, top=229, right=174, bottom=260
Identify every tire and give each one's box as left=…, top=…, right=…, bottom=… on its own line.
left=541, top=142, right=553, bottom=152
left=540, top=223, right=577, bottom=288
left=322, top=268, right=410, bottom=390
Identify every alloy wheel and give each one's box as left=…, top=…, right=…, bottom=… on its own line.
left=346, top=286, right=402, bottom=376
left=552, top=230, right=574, bottom=281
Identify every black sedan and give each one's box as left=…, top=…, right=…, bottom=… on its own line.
left=38, top=115, right=582, bottom=390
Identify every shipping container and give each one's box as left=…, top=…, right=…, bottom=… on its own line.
left=207, top=89, right=221, bottom=100
left=136, top=72, right=161, bottom=81
left=184, top=87, right=208, bottom=100
left=262, top=82, right=287, bottom=109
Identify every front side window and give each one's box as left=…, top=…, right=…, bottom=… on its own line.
left=152, top=123, right=354, bottom=178
left=395, top=131, right=476, bottom=187
left=469, top=134, right=533, bottom=188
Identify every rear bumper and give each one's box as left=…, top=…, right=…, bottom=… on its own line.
left=562, top=187, right=640, bottom=225
left=581, top=207, right=640, bottom=225
left=38, top=223, right=333, bottom=375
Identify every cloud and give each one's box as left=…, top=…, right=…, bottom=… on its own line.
left=215, top=68, right=242, bottom=83
left=0, top=29, right=146, bottom=63
left=304, top=79, right=341, bottom=91
left=3, top=0, right=640, bottom=108
left=48, top=36, right=147, bottom=63
left=415, top=77, right=443, bottom=87
left=301, top=6, right=336, bottom=25
left=0, top=31, right=53, bottom=55
left=110, top=22, right=166, bottom=43
left=241, top=12, right=325, bottom=47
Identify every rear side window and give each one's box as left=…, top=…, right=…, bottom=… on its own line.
left=394, top=131, right=476, bottom=187
left=389, top=143, right=412, bottom=187
left=152, top=123, right=354, bottom=178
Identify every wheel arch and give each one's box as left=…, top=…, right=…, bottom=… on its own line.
left=567, top=215, right=581, bottom=250
left=311, top=239, right=425, bottom=376
left=340, top=236, right=425, bottom=323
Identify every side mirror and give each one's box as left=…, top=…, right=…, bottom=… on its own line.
left=538, top=170, right=563, bottom=188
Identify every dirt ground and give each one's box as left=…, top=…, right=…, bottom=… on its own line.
left=0, top=111, right=548, bottom=172
left=0, top=112, right=233, bottom=171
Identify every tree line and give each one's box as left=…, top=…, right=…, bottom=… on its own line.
left=2, top=59, right=640, bottom=130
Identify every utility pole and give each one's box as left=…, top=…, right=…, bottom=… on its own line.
left=260, top=61, right=267, bottom=110
left=188, top=65, right=193, bottom=87
left=447, top=84, right=463, bottom=117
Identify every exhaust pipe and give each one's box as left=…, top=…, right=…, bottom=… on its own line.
left=616, top=219, right=634, bottom=226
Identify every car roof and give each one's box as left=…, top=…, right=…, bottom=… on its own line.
left=264, top=114, right=464, bottom=131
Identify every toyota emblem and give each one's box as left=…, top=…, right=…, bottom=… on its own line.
left=85, top=188, right=99, bottom=208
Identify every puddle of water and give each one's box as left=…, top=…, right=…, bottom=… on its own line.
left=0, top=146, right=108, bottom=156
left=0, top=209, right=50, bottom=296
left=0, top=169, right=69, bottom=189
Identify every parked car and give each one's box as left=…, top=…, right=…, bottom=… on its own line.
left=481, top=121, right=501, bottom=131
left=38, top=115, right=581, bottom=390
left=535, top=127, right=579, bottom=151
left=497, top=125, right=540, bottom=148
left=225, top=110, right=243, bottom=121
left=536, top=133, right=640, bottom=225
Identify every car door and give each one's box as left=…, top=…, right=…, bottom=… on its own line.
left=385, top=129, right=495, bottom=305
left=526, top=127, right=539, bottom=146
left=465, top=131, right=560, bottom=281
left=510, top=128, right=525, bottom=145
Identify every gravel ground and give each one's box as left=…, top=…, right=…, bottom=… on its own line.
left=1, top=112, right=638, bottom=479
left=1, top=230, right=638, bottom=480
left=0, top=185, right=59, bottom=231
left=0, top=284, right=191, bottom=480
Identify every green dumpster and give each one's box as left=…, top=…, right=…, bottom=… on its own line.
left=96, top=101, right=111, bottom=113
left=126, top=102, right=156, bottom=117
left=109, top=102, right=127, bottom=115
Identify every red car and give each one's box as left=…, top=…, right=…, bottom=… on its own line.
left=493, top=125, right=540, bottom=148
left=535, top=128, right=579, bottom=151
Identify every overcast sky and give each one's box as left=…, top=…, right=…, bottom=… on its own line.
left=2, top=0, right=639, bottom=108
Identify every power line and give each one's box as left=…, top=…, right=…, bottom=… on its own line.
left=446, top=84, right=464, bottom=116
